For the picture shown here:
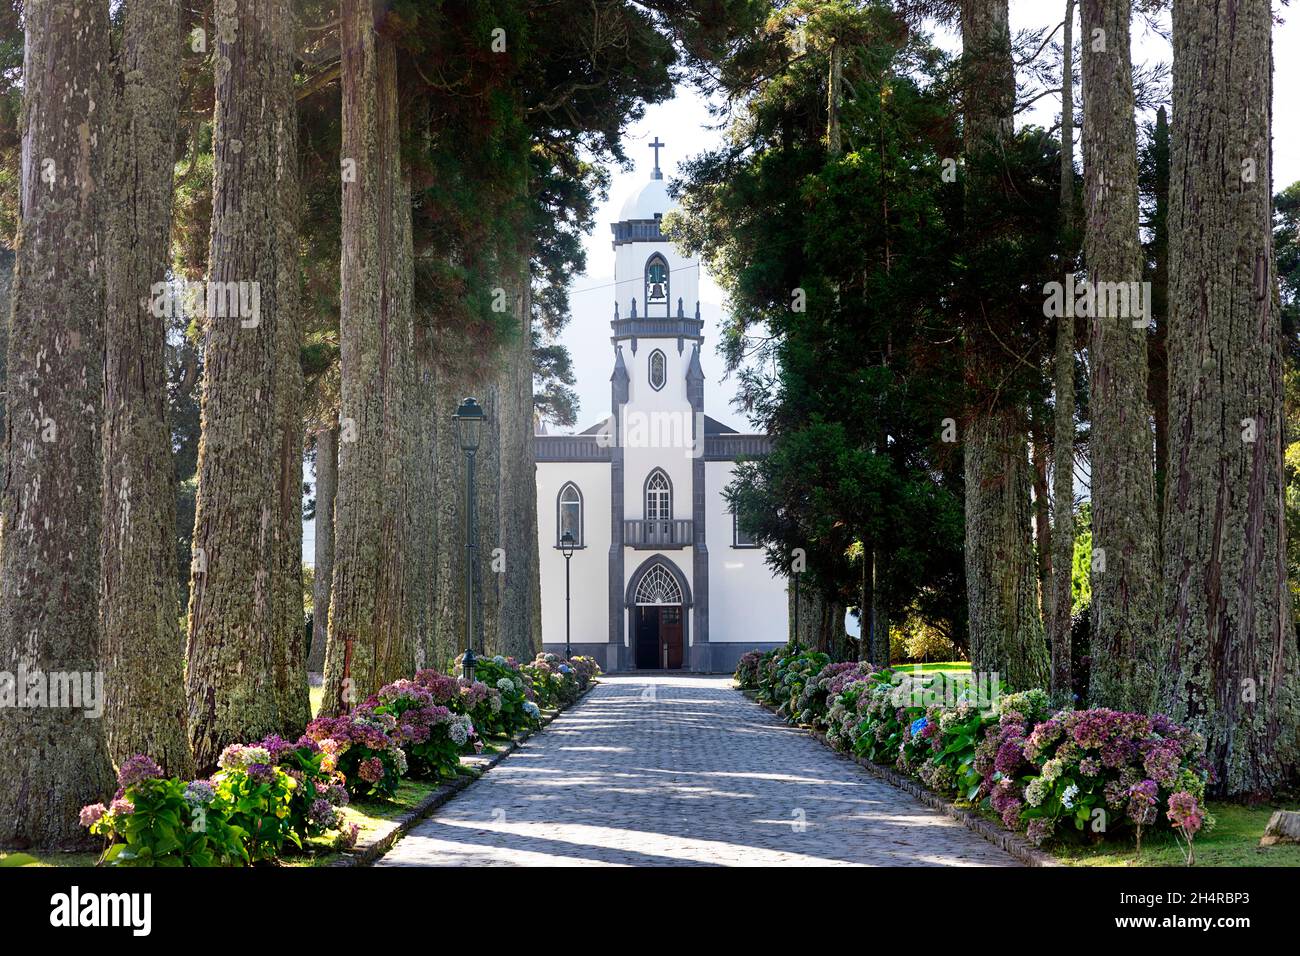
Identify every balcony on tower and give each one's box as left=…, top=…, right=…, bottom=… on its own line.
left=624, top=518, right=693, bottom=549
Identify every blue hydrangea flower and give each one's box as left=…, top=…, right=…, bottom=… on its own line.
left=910, top=716, right=929, bottom=737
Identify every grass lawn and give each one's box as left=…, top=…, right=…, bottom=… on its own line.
left=890, top=661, right=971, bottom=674
left=1, top=850, right=99, bottom=867
left=1050, top=803, right=1300, bottom=867
left=309, top=683, right=323, bottom=718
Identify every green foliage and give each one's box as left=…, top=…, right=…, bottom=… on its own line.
left=213, top=766, right=300, bottom=862
left=86, top=778, right=248, bottom=868
left=672, top=3, right=999, bottom=647
left=464, top=655, right=538, bottom=735
left=1071, top=502, right=1093, bottom=617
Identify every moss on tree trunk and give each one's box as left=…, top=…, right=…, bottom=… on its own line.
left=959, top=0, right=1049, bottom=691
left=0, top=0, right=117, bottom=848
left=185, top=0, right=302, bottom=770
left=100, top=0, right=193, bottom=776
left=1081, top=0, right=1158, bottom=712
left=1158, top=0, right=1300, bottom=795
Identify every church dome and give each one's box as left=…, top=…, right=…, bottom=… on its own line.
left=617, top=176, right=672, bottom=221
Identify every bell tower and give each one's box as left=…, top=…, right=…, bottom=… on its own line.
left=605, top=140, right=709, bottom=670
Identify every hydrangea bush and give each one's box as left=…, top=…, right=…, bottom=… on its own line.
left=305, top=711, right=407, bottom=800
left=212, top=744, right=300, bottom=860
left=78, top=654, right=598, bottom=865
left=736, top=645, right=1214, bottom=851
left=81, top=756, right=248, bottom=867
left=1014, top=709, right=1211, bottom=846
left=365, top=679, right=480, bottom=780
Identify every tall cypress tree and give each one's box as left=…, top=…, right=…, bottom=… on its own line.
left=959, top=0, right=1050, bottom=690
left=0, top=0, right=116, bottom=848
left=185, top=0, right=302, bottom=770
left=1080, top=0, right=1158, bottom=711
left=1159, top=0, right=1300, bottom=794
left=100, top=0, right=193, bottom=774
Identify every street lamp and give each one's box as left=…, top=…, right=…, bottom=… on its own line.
left=560, top=530, right=576, bottom=659
left=454, top=397, right=485, bottom=681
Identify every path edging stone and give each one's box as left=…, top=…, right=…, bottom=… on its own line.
left=742, top=687, right=1058, bottom=868
left=331, top=683, right=596, bottom=867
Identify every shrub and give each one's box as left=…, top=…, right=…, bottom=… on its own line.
left=567, top=655, right=601, bottom=690
left=212, top=744, right=300, bottom=860
left=1014, top=709, right=1211, bottom=846
left=521, top=653, right=600, bottom=709
left=795, top=660, right=874, bottom=729
left=816, top=667, right=1213, bottom=850
left=756, top=649, right=831, bottom=718
left=459, top=655, right=538, bottom=736
left=259, top=733, right=351, bottom=846
left=305, top=711, right=407, bottom=800
left=920, top=688, right=1051, bottom=804
left=733, top=650, right=764, bottom=689
left=365, top=679, right=479, bottom=780
left=81, top=756, right=248, bottom=867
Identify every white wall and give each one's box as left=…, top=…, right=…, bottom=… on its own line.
left=536, top=461, right=610, bottom=647
left=705, top=460, right=787, bottom=644
left=622, top=337, right=697, bottom=519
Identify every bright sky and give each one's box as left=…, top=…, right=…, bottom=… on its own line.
left=552, top=4, right=1300, bottom=436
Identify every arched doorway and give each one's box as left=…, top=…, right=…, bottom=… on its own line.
left=626, top=557, right=690, bottom=670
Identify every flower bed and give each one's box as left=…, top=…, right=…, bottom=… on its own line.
left=80, top=654, right=600, bottom=866
left=739, top=648, right=1211, bottom=856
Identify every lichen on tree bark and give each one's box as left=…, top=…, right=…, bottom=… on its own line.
left=185, top=0, right=303, bottom=771
left=1158, top=0, right=1300, bottom=795
left=0, top=0, right=117, bottom=848
left=1080, top=0, right=1158, bottom=712
left=100, top=0, right=193, bottom=776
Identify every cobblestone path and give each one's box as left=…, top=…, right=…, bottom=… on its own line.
left=377, top=675, right=1018, bottom=867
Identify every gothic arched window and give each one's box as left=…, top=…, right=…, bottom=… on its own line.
left=557, top=482, right=583, bottom=547
left=644, top=469, right=672, bottom=521
left=645, top=253, right=669, bottom=313
left=648, top=348, right=667, bottom=391
left=634, top=563, right=684, bottom=606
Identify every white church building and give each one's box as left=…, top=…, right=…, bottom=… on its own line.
left=535, top=144, right=789, bottom=672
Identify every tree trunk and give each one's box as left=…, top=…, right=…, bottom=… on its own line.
left=100, top=0, right=192, bottom=775
left=406, top=341, right=437, bottom=670
left=1147, top=105, right=1170, bottom=541
left=960, top=0, right=1049, bottom=691
left=869, top=547, right=891, bottom=666
left=185, top=0, right=299, bottom=771
left=476, top=381, right=502, bottom=656
left=433, top=361, right=469, bottom=671
left=376, top=33, right=415, bottom=683
left=1080, top=0, right=1159, bottom=712
left=322, top=9, right=413, bottom=713
left=0, top=246, right=11, bottom=442
left=1049, top=0, right=1077, bottom=706
left=965, top=409, right=1050, bottom=689
left=307, top=422, right=338, bottom=674
left=271, top=4, right=308, bottom=734
left=1159, top=0, right=1300, bottom=795
left=827, top=40, right=842, bottom=159
left=496, top=259, right=540, bottom=660
left=1031, top=419, right=1052, bottom=623
left=0, top=0, right=117, bottom=848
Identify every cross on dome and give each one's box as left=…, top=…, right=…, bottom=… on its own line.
left=649, top=136, right=665, bottom=180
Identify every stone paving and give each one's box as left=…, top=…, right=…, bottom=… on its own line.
left=377, top=675, right=1018, bottom=867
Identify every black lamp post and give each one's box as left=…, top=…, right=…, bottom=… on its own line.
left=560, top=530, right=576, bottom=659
left=454, top=397, right=485, bottom=681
